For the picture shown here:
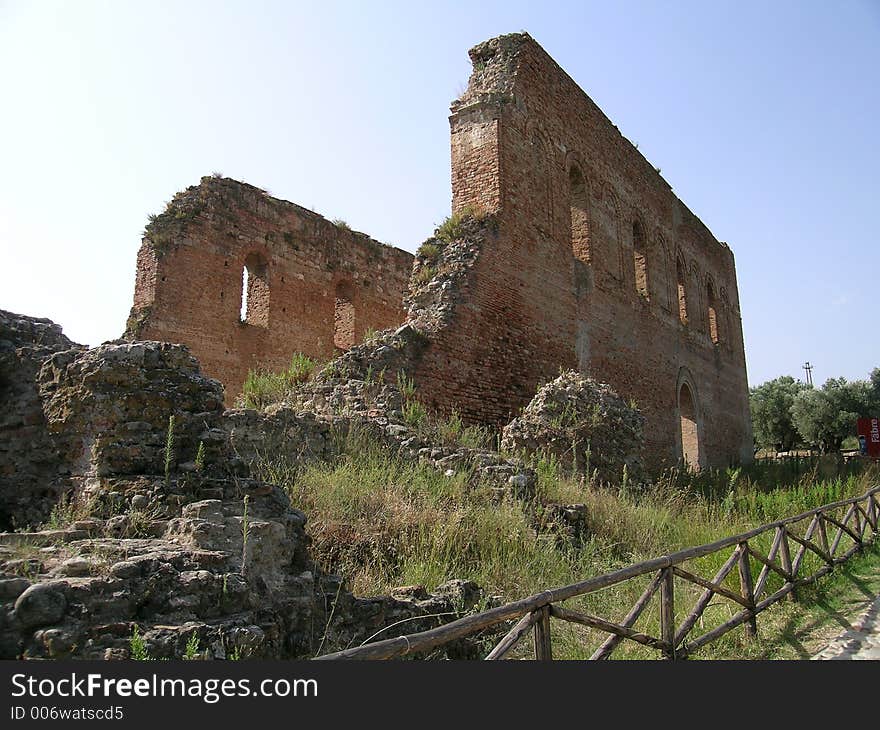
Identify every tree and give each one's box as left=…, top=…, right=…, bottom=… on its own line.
left=790, top=377, right=863, bottom=453
left=749, top=376, right=808, bottom=452
left=868, top=368, right=880, bottom=414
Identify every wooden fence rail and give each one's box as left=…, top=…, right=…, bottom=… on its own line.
left=315, top=486, right=880, bottom=661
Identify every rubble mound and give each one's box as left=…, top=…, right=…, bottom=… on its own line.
left=0, top=312, right=489, bottom=659
left=501, top=371, right=645, bottom=485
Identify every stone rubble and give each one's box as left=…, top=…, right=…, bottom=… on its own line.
left=1, top=306, right=640, bottom=660
left=0, top=311, right=490, bottom=659
left=501, top=370, right=646, bottom=485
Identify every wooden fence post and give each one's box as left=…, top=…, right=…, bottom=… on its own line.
left=778, top=526, right=795, bottom=602
left=660, top=568, right=675, bottom=659
left=738, top=543, right=757, bottom=638
left=853, top=504, right=863, bottom=549
left=534, top=605, right=552, bottom=661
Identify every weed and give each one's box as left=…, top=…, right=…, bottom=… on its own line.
left=129, top=626, right=151, bottom=661
left=253, top=427, right=879, bottom=660
left=164, top=414, right=175, bottom=484
left=194, top=441, right=206, bottom=473
left=183, top=634, right=201, bottom=660
left=433, top=206, right=489, bottom=243
left=241, top=495, right=250, bottom=576
left=43, top=491, right=95, bottom=530
left=402, top=399, right=428, bottom=428
left=397, top=372, right=417, bottom=400
left=413, top=265, right=436, bottom=285
left=417, top=241, right=442, bottom=261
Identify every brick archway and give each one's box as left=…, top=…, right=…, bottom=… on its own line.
left=677, top=368, right=703, bottom=470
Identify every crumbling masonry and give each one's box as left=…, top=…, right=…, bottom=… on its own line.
left=126, top=33, right=753, bottom=472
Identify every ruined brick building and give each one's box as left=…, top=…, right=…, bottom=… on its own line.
left=126, top=32, right=753, bottom=471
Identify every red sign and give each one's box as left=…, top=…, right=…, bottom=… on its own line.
left=857, top=417, right=880, bottom=458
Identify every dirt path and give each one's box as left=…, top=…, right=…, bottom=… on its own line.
left=812, top=561, right=880, bottom=660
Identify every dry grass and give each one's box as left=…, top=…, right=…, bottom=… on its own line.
left=254, top=430, right=879, bottom=659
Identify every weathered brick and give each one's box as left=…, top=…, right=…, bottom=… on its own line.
left=125, top=176, right=413, bottom=404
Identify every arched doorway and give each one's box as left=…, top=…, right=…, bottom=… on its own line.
left=679, top=381, right=701, bottom=470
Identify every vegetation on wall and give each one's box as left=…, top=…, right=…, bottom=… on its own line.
left=239, top=353, right=318, bottom=409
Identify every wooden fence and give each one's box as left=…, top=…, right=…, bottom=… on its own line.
left=316, top=485, right=880, bottom=660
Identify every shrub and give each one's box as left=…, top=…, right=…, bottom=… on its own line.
left=416, top=241, right=442, bottom=260
left=435, top=207, right=476, bottom=243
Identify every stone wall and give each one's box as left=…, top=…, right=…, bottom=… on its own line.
left=0, top=317, right=490, bottom=659
left=0, top=311, right=82, bottom=530
left=125, top=176, right=414, bottom=404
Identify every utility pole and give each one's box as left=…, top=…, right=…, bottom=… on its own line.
left=803, top=361, right=814, bottom=387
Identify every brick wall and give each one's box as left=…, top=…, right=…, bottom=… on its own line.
left=420, top=33, right=752, bottom=470
left=125, top=33, right=754, bottom=472
left=126, top=177, right=413, bottom=403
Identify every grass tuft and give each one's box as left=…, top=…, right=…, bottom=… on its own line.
left=240, top=353, right=319, bottom=410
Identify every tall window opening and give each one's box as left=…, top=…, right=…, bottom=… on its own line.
left=633, top=220, right=648, bottom=298
left=707, top=280, right=720, bottom=344
left=569, top=165, right=590, bottom=263
left=676, top=256, right=688, bottom=325
left=240, top=252, right=269, bottom=327
left=679, top=382, right=701, bottom=470
left=334, top=280, right=355, bottom=350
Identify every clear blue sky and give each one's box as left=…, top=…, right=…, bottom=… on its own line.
left=1, top=0, right=877, bottom=388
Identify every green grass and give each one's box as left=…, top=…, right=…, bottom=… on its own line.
left=433, top=207, right=488, bottom=243
left=254, top=428, right=878, bottom=659
left=240, top=353, right=319, bottom=409
left=416, top=241, right=442, bottom=261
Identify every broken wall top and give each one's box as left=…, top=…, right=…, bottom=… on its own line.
left=451, top=32, right=738, bottom=285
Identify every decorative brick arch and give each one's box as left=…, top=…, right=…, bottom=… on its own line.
left=675, top=250, right=689, bottom=325
left=705, top=274, right=721, bottom=345
left=524, top=119, right=554, bottom=236
left=631, top=212, right=649, bottom=299
left=653, top=230, right=671, bottom=312
left=567, top=159, right=591, bottom=264
left=592, top=183, right=622, bottom=282
left=720, top=289, right=733, bottom=351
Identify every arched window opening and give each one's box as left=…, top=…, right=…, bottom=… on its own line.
left=240, top=252, right=269, bottom=327
left=676, top=256, right=688, bottom=325
left=334, top=280, right=355, bottom=350
left=569, top=166, right=590, bottom=263
left=679, top=382, right=701, bottom=470
left=633, top=221, right=648, bottom=298
left=707, top=280, right=720, bottom=345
